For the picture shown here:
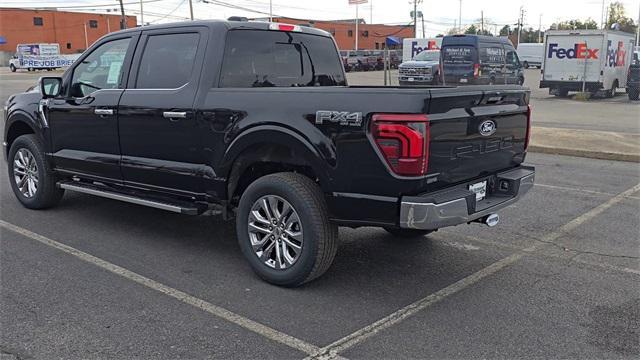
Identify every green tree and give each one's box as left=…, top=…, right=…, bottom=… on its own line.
left=499, top=25, right=511, bottom=36
left=606, top=1, right=637, bottom=33
left=465, top=24, right=478, bottom=34
left=550, top=18, right=598, bottom=30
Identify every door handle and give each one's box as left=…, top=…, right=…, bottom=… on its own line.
left=163, top=111, right=187, bottom=119
left=94, top=108, right=114, bottom=116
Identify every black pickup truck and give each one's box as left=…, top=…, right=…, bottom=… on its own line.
left=3, top=20, right=534, bottom=286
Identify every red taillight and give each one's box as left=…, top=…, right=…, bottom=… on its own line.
left=473, top=63, right=480, bottom=78
left=371, top=113, right=430, bottom=176
left=525, top=104, right=532, bottom=150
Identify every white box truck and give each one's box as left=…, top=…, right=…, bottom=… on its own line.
left=402, top=37, right=442, bottom=61
left=9, top=43, right=80, bottom=72
left=539, top=30, right=635, bottom=97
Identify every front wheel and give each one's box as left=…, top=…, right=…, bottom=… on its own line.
left=8, top=135, right=64, bottom=209
left=384, top=227, right=433, bottom=238
left=236, top=172, right=338, bottom=287
left=9, top=64, right=16, bottom=72
left=523, top=61, right=529, bottom=69
left=629, top=88, right=639, bottom=100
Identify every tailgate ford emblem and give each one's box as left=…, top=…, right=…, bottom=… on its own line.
left=479, top=120, right=497, bottom=136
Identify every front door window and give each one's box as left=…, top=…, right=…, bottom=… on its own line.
left=70, top=38, right=131, bottom=97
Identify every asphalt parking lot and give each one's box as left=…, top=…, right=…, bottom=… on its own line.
left=1, top=69, right=639, bottom=359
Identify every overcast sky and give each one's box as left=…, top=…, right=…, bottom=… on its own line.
left=5, top=0, right=640, bottom=36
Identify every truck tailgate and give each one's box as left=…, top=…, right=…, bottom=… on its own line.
left=426, top=87, right=529, bottom=188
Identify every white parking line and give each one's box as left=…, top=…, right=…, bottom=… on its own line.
left=307, top=182, right=640, bottom=359
left=0, top=220, right=319, bottom=356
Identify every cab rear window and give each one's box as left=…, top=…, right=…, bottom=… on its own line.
left=219, top=30, right=346, bottom=88
left=442, top=46, right=475, bottom=64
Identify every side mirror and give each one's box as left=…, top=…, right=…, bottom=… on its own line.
left=40, top=77, right=62, bottom=98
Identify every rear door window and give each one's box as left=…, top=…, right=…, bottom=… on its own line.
left=442, top=46, right=474, bottom=65
left=220, top=30, right=346, bottom=88
left=136, top=32, right=199, bottom=89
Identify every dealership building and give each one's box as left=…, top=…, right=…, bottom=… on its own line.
left=0, top=8, right=136, bottom=64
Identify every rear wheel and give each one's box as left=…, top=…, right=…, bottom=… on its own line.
left=608, top=80, right=618, bottom=98
left=557, top=88, right=569, bottom=97
left=629, top=87, right=639, bottom=100
left=383, top=227, right=433, bottom=238
left=8, top=135, right=64, bottom=209
left=523, top=61, right=529, bottom=69
left=236, top=172, right=338, bottom=286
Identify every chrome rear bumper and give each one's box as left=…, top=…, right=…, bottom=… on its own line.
left=400, top=166, right=535, bottom=230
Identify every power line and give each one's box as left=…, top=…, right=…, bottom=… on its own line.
left=1, top=0, right=165, bottom=9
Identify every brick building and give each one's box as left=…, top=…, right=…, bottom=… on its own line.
left=0, top=8, right=137, bottom=55
left=265, top=17, right=414, bottom=50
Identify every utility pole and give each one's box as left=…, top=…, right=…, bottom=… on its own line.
left=370, top=0, right=373, bottom=24
left=601, top=0, right=606, bottom=29
left=139, top=0, right=144, bottom=26
left=421, top=13, right=425, bottom=37
left=538, top=13, right=542, bottom=43
left=356, top=3, right=359, bottom=50
left=269, top=0, right=273, bottom=22
left=517, top=6, right=524, bottom=46
left=458, top=0, right=462, bottom=33
left=118, top=0, right=126, bottom=29
left=481, top=10, right=484, bottom=34
left=189, top=0, right=194, bottom=20
left=413, top=0, right=418, bottom=37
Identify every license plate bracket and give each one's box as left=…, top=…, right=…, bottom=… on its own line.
left=469, top=181, right=487, bottom=201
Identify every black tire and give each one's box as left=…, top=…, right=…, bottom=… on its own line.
left=523, top=61, right=529, bottom=69
left=609, top=80, right=618, bottom=98
left=9, top=64, right=16, bottom=72
left=383, top=227, right=433, bottom=238
left=629, top=88, right=639, bottom=100
left=8, top=135, right=64, bottom=209
left=557, top=88, right=569, bottom=97
left=518, top=76, right=525, bottom=86
left=236, top=172, right=338, bottom=286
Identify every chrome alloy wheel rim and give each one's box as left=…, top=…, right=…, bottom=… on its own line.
left=13, top=148, right=38, bottom=198
left=248, top=195, right=303, bottom=269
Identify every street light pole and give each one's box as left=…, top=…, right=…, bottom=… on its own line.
left=189, top=0, right=194, bottom=20
left=458, top=0, right=462, bottom=33
left=140, top=0, right=144, bottom=26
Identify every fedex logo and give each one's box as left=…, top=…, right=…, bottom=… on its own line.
left=411, top=40, right=440, bottom=58
left=606, top=40, right=626, bottom=67
left=547, top=43, right=599, bottom=59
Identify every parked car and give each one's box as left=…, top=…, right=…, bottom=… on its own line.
left=627, top=60, right=640, bottom=100
left=540, top=30, right=634, bottom=97
left=398, top=49, right=441, bottom=86
left=4, top=20, right=535, bottom=286
left=516, top=42, right=543, bottom=68
left=441, top=34, right=525, bottom=86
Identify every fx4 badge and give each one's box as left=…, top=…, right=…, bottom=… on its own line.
left=315, top=111, right=362, bottom=126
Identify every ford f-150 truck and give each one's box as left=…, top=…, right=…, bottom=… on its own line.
left=3, top=20, right=535, bottom=286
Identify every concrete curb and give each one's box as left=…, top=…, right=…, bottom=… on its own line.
left=529, top=145, right=640, bottom=163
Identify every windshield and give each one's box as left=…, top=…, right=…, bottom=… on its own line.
left=414, top=50, right=440, bottom=62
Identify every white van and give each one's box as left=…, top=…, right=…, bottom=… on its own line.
left=516, top=43, right=543, bottom=68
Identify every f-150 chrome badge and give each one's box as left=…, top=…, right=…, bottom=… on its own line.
left=315, top=111, right=362, bottom=126
left=478, top=119, right=497, bottom=136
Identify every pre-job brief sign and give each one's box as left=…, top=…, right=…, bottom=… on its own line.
left=19, top=54, right=79, bottom=68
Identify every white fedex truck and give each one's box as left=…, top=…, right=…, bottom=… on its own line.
left=539, top=30, right=635, bottom=97
left=402, top=37, right=443, bottom=61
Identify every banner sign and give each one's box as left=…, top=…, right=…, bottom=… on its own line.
left=348, top=0, right=368, bottom=4
left=18, top=54, right=80, bottom=68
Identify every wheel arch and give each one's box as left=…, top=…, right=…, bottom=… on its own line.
left=4, top=114, right=41, bottom=159
left=222, top=126, right=335, bottom=203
